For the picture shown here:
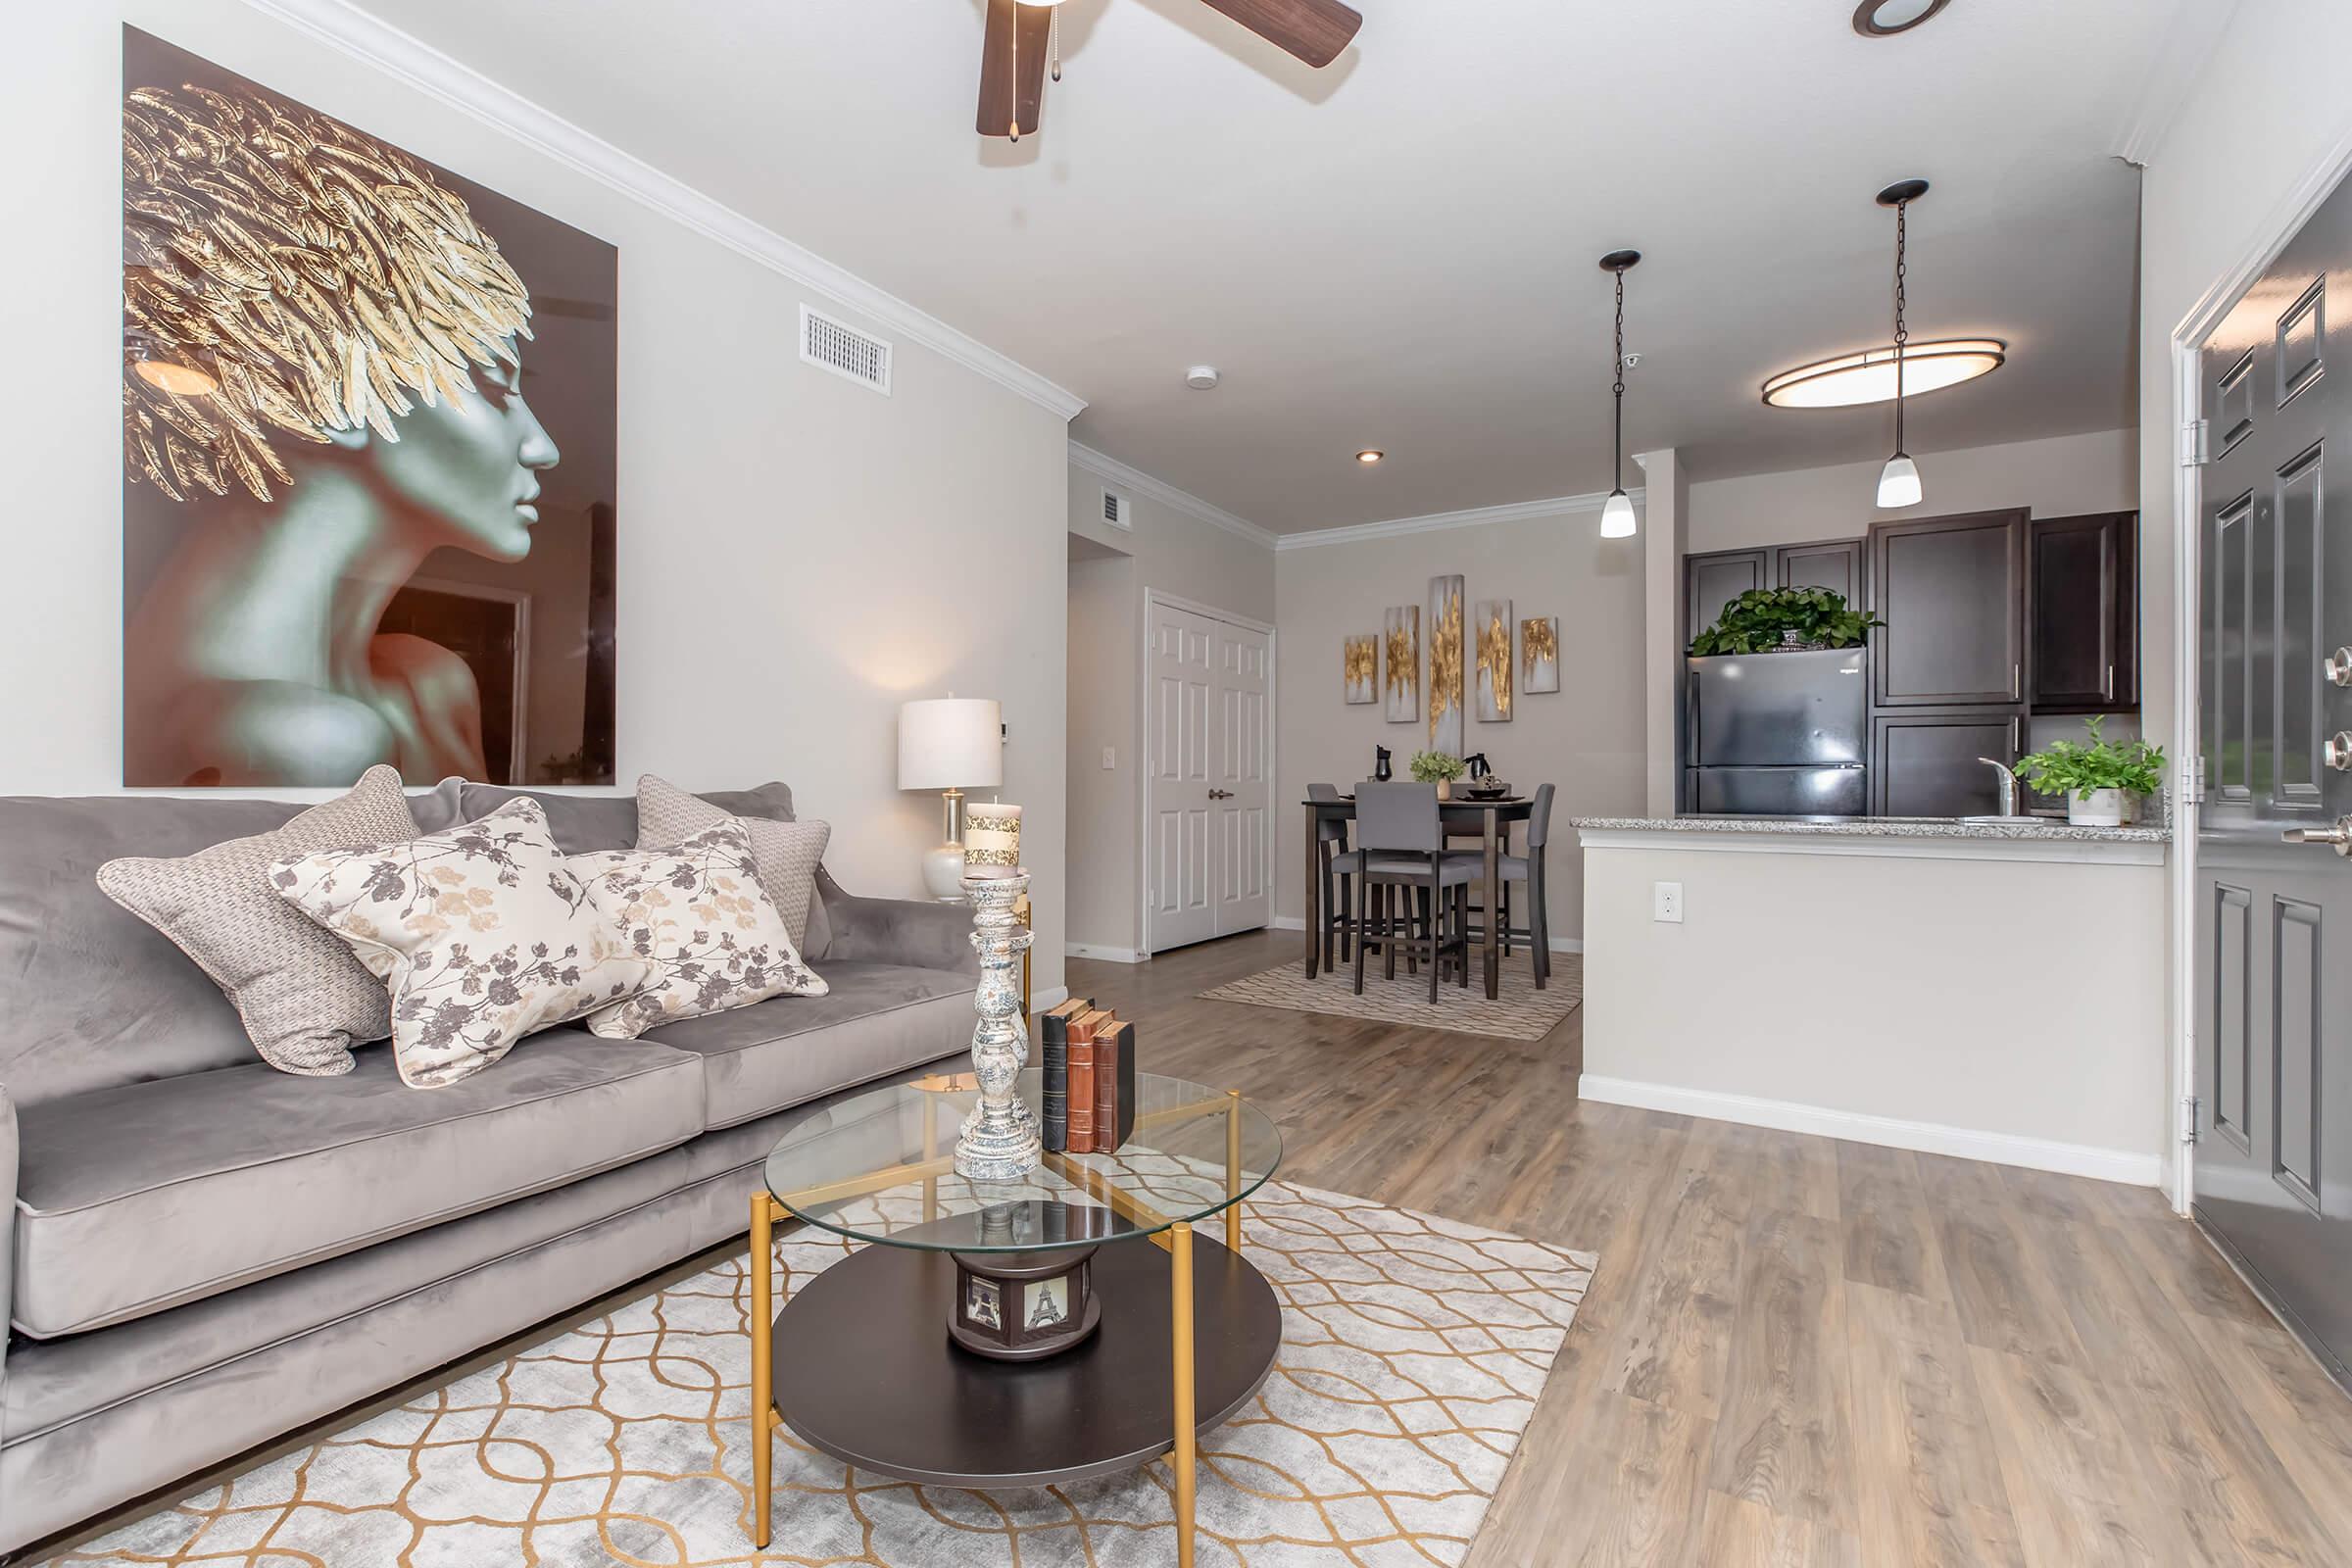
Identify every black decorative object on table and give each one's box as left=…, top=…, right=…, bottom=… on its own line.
left=1463, top=752, right=1492, bottom=780
left=949, top=1202, right=1104, bottom=1361
left=1374, top=745, right=1394, bottom=782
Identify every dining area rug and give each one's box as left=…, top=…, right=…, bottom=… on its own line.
left=1201, top=954, right=1583, bottom=1042
left=52, top=1182, right=1592, bottom=1568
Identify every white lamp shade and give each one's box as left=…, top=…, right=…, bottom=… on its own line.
left=1876, top=453, right=1924, bottom=510
left=1599, top=489, right=1639, bottom=539
left=898, top=699, right=1004, bottom=791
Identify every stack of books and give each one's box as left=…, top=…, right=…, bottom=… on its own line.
left=1037, top=997, right=1136, bottom=1154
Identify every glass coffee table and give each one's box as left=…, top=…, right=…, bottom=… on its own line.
left=747, top=1068, right=1282, bottom=1568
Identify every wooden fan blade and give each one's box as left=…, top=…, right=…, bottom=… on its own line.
left=977, top=0, right=1053, bottom=138
left=1193, top=0, right=1362, bottom=67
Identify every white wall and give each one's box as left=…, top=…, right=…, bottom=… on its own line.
left=3, top=4, right=1075, bottom=992
left=1581, top=836, right=2168, bottom=1183
left=1063, top=464, right=1276, bottom=956
left=1686, top=427, right=2138, bottom=554
left=1273, top=504, right=1648, bottom=943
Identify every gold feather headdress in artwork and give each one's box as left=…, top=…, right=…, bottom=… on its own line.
left=122, top=80, right=533, bottom=503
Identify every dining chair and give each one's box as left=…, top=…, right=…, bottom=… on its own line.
left=1492, top=783, right=1555, bottom=988
left=1307, top=782, right=1355, bottom=969
left=1350, top=782, right=1478, bottom=1004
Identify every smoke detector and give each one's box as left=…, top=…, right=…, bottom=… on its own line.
left=1184, top=366, right=1221, bottom=390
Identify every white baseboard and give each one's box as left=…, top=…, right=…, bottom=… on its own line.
left=1576, top=1074, right=2163, bottom=1187
left=1273, top=914, right=1583, bottom=955
left=1031, top=985, right=1070, bottom=1013
left=1064, top=943, right=1145, bottom=964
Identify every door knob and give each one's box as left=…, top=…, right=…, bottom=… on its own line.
left=2283, top=817, right=2352, bottom=855
left=1207, top=789, right=1232, bottom=801
left=2329, top=733, right=2352, bottom=771
left=2328, top=647, right=2352, bottom=687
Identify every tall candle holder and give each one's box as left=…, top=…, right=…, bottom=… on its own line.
left=955, top=871, right=1041, bottom=1182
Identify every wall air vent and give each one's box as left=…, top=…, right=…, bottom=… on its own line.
left=1102, top=489, right=1133, bottom=529
left=800, top=304, right=892, bottom=394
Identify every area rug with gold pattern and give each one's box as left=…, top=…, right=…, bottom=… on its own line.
left=55, top=1181, right=1592, bottom=1568
left=1200, top=954, right=1582, bottom=1042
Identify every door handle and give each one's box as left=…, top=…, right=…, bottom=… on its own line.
left=2327, top=733, right=2352, bottom=772
left=2104, top=662, right=2115, bottom=703
left=2011, top=662, right=2021, bottom=702
left=1207, top=789, right=1232, bottom=801
left=2328, top=647, right=2352, bottom=687
left=2282, top=817, right=2352, bottom=855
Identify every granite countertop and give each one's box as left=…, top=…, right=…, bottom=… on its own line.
left=1569, top=814, right=2171, bottom=845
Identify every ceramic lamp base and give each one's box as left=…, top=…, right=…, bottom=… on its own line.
left=921, top=843, right=967, bottom=902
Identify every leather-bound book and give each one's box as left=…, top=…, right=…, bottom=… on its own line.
left=1092, top=1013, right=1124, bottom=1154
left=1039, top=997, right=1088, bottom=1153
left=1097, top=1015, right=1138, bottom=1151
left=1065, top=1013, right=1099, bottom=1154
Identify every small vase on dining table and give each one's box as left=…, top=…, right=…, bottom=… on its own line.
left=1437, top=778, right=1451, bottom=801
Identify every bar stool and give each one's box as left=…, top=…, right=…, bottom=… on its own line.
left=1308, top=782, right=1355, bottom=969
left=1492, top=784, right=1555, bottom=987
left=1351, top=781, right=1478, bottom=1004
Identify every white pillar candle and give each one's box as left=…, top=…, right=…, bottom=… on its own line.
left=963, top=802, right=1023, bottom=877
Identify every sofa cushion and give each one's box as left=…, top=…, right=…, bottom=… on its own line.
left=643, top=960, right=975, bottom=1131
left=636, top=774, right=831, bottom=953
left=0, top=795, right=304, bottom=1108
left=11, top=1031, right=703, bottom=1338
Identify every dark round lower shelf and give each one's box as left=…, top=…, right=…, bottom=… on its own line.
left=772, top=1227, right=1280, bottom=1489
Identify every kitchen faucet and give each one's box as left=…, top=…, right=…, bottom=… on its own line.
left=1978, top=758, right=2019, bottom=818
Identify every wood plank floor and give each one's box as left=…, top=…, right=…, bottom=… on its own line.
left=1079, top=931, right=2352, bottom=1567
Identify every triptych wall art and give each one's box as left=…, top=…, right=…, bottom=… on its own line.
left=1340, top=580, right=1560, bottom=742
left=121, top=26, right=619, bottom=789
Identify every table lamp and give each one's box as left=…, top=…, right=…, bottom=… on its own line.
left=898, top=697, right=1004, bottom=901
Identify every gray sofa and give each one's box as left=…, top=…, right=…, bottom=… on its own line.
left=0, top=782, right=978, bottom=1556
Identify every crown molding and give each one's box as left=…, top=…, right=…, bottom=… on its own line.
left=1068, top=443, right=1277, bottom=551
left=241, top=0, right=1088, bottom=421
left=1273, top=488, right=1642, bottom=552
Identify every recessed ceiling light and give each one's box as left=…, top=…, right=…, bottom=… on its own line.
left=1184, top=366, right=1221, bottom=390
left=1355, top=449, right=1385, bottom=466
left=1853, top=0, right=1950, bottom=36
left=1762, top=339, right=2005, bottom=408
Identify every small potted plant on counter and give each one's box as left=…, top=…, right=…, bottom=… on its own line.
left=1409, top=750, right=1467, bottom=801
left=1688, top=587, right=1885, bottom=656
left=2009, top=717, right=2165, bottom=826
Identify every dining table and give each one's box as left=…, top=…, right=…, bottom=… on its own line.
left=1300, top=794, right=1536, bottom=1000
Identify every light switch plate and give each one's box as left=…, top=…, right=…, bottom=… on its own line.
left=1101, top=747, right=1117, bottom=770
left=1653, top=881, right=1684, bottom=923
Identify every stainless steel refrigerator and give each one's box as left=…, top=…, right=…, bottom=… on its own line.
left=1685, top=648, right=1868, bottom=816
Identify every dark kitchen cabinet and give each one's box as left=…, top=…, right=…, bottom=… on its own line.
left=1686, top=548, right=1770, bottom=643
left=1869, top=509, right=2026, bottom=708
left=2028, top=512, right=2138, bottom=712
left=1873, top=710, right=2024, bottom=817
left=1778, top=536, right=1869, bottom=607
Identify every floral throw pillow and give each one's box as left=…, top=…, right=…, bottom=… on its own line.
left=270, top=798, right=661, bottom=1087
left=572, top=819, right=828, bottom=1040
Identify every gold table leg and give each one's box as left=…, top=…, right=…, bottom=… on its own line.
left=1224, top=1090, right=1244, bottom=1254
left=749, top=1191, right=775, bottom=1549
left=1170, top=1219, right=1198, bottom=1568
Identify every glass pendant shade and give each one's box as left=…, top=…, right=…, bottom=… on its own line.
left=1599, top=488, right=1639, bottom=538
left=1876, top=453, right=1923, bottom=510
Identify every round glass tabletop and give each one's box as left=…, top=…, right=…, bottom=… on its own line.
left=764, top=1068, right=1282, bottom=1253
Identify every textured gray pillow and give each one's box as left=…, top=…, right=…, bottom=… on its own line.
left=97, top=764, right=418, bottom=1076
left=635, top=774, right=831, bottom=955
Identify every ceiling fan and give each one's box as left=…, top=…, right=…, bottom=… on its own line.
left=978, top=0, right=1363, bottom=140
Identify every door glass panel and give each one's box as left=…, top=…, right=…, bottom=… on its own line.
left=2275, top=897, right=2324, bottom=1210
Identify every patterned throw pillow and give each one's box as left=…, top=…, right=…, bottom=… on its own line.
left=98, top=764, right=419, bottom=1076
left=269, top=798, right=661, bottom=1088
left=573, top=819, right=828, bottom=1039
left=635, top=773, right=831, bottom=954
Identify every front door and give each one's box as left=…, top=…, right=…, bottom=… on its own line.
left=2193, top=163, right=2352, bottom=1380
left=1146, top=598, right=1271, bottom=953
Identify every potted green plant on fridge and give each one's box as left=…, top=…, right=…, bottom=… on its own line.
left=2009, top=717, right=2165, bottom=827
left=1687, top=587, right=1885, bottom=656
left=1409, top=750, right=1467, bottom=801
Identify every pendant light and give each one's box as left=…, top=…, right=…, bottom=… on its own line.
left=1876, top=178, right=1929, bottom=509
left=1598, top=250, right=1641, bottom=539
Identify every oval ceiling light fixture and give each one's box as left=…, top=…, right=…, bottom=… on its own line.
left=1853, top=0, right=1951, bottom=36
left=1185, top=365, right=1221, bottom=390
left=1762, top=339, right=2004, bottom=408
left=1355, top=449, right=1386, bottom=466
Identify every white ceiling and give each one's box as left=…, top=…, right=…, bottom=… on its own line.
left=345, top=0, right=2199, bottom=533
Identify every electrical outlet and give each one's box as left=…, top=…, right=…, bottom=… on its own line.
left=1652, top=881, right=1684, bottom=923
left=1101, top=747, right=1116, bottom=770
